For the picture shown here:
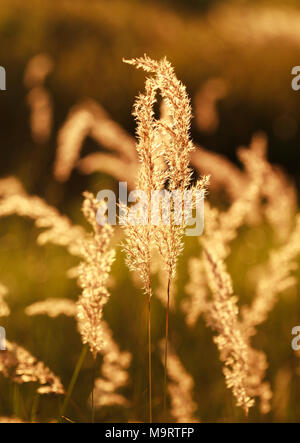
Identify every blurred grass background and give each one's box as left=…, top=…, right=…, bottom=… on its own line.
left=1, top=0, right=300, bottom=422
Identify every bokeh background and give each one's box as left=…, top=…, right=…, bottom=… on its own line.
left=1, top=0, right=300, bottom=422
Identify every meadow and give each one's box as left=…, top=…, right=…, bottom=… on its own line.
left=1, top=0, right=300, bottom=423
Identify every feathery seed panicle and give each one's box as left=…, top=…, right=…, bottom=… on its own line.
left=26, top=86, right=53, bottom=144
left=54, top=100, right=137, bottom=186
left=192, top=136, right=285, bottom=413
left=182, top=257, right=208, bottom=327
left=0, top=184, right=86, bottom=257
left=121, top=72, right=162, bottom=299
left=202, top=246, right=254, bottom=413
left=0, top=341, right=64, bottom=395
left=185, top=167, right=273, bottom=413
left=54, top=105, right=94, bottom=182
left=193, top=161, right=274, bottom=412
left=24, top=53, right=53, bottom=88
left=77, top=192, right=115, bottom=358
left=124, top=55, right=209, bottom=281
left=160, top=343, right=198, bottom=422
left=241, top=214, right=300, bottom=337
left=25, top=300, right=132, bottom=409
left=185, top=246, right=272, bottom=413
left=216, top=136, right=266, bottom=250
left=0, top=176, right=26, bottom=198
left=119, top=69, right=161, bottom=421
left=24, top=54, right=54, bottom=144
left=236, top=133, right=297, bottom=243
left=25, top=298, right=77, bottom=318
left=91, top=321, right=131, bottom=408
left=124, top=56, right=209, bottom=420
left=124, top=55, right=194, bottom=191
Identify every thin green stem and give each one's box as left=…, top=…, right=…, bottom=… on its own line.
left=60, top=344, right=88, bottom=418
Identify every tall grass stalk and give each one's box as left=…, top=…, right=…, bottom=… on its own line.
left=148, top=293, right=152, bottom=423
left=91, top=356, right=97, bottom=423
left=163, top=277, right=171, bottom=411
left=60, top=344, right=88, bottom=417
